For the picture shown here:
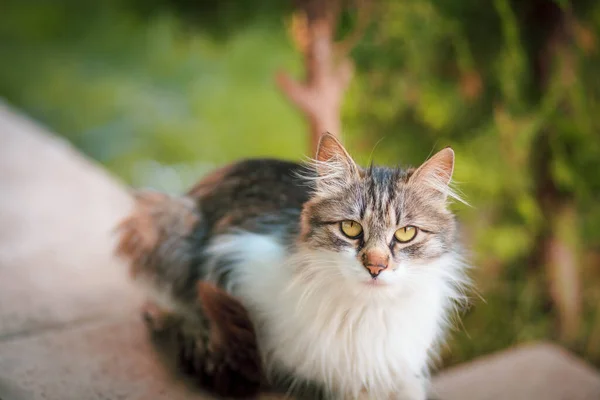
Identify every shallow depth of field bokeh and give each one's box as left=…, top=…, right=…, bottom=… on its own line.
left=2, top=0, right=599, bottom=369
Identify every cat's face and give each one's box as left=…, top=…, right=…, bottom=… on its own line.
left=299, top=134, right=461, bottom=288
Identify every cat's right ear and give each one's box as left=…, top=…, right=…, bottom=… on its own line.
left=315, top=133, right=360, bottom=178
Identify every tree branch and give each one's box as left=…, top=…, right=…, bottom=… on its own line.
left=279, top=0, right=370, bottom=153
left=275, top=71, right=316, bottom=115
left=335, top=0, right=374, bottom=61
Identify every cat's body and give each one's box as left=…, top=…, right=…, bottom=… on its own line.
left=116, top=135, right=469, bottom=400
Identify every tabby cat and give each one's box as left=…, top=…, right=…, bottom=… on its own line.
left=116, top=134, right=470, bottom=400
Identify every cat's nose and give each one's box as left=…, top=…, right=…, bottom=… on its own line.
left=366, top=264, right=386, bottom=278
left=362, top=251, right=389, bottom=278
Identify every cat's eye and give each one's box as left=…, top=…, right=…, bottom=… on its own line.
left=340, top=220, right=363, bottom=238
left=394, top=226, right=418, bottom=243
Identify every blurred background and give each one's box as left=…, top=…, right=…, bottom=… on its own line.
left=1, top=0, right=599, bottom=371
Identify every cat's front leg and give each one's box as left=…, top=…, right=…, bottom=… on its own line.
left=393, top=373, right=427, bottom=400
left=354, top=374, right=426, bottom=400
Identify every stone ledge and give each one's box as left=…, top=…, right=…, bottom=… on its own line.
left=432, top=341, right=600, bottom=400
left=0, top=316, right=211, bottom=400
left=0, top=100, right=139, bottom=339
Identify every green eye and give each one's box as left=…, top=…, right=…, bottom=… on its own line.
left=394, top=226, right=418, bottom=243
left=340, top=220, right=363, bottom=238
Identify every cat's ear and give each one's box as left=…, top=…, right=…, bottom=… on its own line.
left=409, top=147, right=456, bottom=201
left=315, top=133, right=359, bottom=177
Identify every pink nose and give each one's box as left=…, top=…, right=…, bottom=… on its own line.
left=362, top=251, right=389, bottom=278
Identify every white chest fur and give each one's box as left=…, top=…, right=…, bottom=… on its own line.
left=206, top=232, right=464, bottom=399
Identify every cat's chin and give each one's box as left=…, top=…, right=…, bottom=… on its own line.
left=362, top=278, right=389, bottom=287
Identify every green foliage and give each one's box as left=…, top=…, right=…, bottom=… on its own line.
left=0, top=0, right=306, bottom=192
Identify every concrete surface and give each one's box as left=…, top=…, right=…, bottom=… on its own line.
left=0, top=317, right=209, bottom=400
left=0, top=101, right=599, bottom=400
left=431, top=342, right=600, bottom=400
left=0, top=103, right=136, bottom=340
left=0, top=102, right=205, bottom=400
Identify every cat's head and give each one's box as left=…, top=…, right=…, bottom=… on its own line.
left=299, top=134, right=464, bottom=289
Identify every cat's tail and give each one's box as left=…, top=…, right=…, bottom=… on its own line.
left=114, top=190, right=265, bottom=398
left=115, top=190, right=204, bottom=307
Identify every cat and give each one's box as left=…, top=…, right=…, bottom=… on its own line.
left=115, top=133, right=470, bottom=400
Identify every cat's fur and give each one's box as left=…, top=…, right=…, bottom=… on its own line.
left=116, top=134, right=470, bottom=400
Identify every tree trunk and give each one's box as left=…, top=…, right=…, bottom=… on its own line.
left=527, top=0, right=581, bottom=343
left=276, top=0, right=359, bottom=153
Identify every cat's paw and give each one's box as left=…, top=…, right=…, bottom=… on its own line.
left=141, top=301, right=176, bottom=335
left=399, top=376, right=427, bottom=400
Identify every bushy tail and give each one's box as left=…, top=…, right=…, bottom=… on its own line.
left=115, top=190, right=203, bottom=306
left=115, top=190, right=265, bottom=398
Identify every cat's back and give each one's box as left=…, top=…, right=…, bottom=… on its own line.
left=187, top=158, right=311, bottom=234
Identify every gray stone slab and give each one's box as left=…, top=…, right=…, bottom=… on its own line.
left=0, top=101, right=139, bottom=339
left=432, top=342, right=600, bottom=400
left=0, top=316, right=211, bottom=400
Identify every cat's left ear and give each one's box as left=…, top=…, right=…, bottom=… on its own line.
left=315, top=133, right=360, bottom=178
left=409, top=147, right=455, bottom=198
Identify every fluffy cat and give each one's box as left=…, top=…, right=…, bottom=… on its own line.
left=115, top=134, right=470, bottom=400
